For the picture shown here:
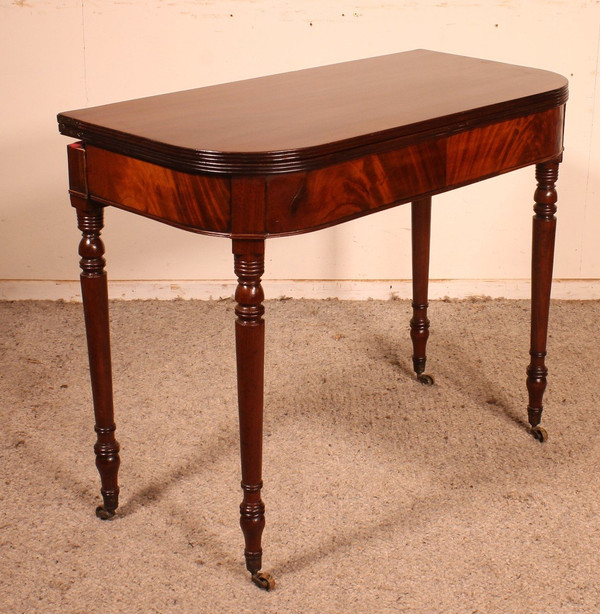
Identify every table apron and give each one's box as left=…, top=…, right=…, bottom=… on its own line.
left=266, top=106, right=564, bottom=236
left=76, top=106, right=564, bottom=239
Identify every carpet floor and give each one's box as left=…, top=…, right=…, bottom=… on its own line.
left=1, top=298, right=599, bottom=613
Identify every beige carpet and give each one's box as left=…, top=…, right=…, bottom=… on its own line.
left=1, top=298, right=599, bottom=613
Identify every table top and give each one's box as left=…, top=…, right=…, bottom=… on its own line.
left=58, top=49, right=567, bottom=175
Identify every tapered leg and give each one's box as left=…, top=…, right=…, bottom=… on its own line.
left=527, top=160, right=560, bottom=442
left=233, top=239, right=274, bottom=590
left=75, top=200, right=120, bottom=518
left=410, top=197, right=434, bottom=385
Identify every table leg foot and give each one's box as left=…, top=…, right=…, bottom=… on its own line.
left=95, top=505, right=116, bottom=520
left=417, top=373, right=435, bottom=386
left=531, top=425, right=549, bottom=443
left=251, top=571, right=276, bottom=591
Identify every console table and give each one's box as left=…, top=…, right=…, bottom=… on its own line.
left=57, top=50, right=568, bottom=590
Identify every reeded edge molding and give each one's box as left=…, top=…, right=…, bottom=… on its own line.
left=57, top=86, right=568, bottom=176
left=85, top=150, right=559, bottom=239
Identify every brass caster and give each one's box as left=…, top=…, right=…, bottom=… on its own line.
left=417, top=373, right=434, bottom=386
left=531, top=426, right=548, bottom=443
left=95, top=505, right=116, bottom=520
left=251, top=572, right=275, bottom=591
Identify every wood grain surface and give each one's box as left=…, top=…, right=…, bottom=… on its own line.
left=58, top=50, right=567, bottom=175
left=76, top=104, right=564, bottom=238
left=265, top=108, right=564, bottom=235
left=86, top=146, right=231, bottom=235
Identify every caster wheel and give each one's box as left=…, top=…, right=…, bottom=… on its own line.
left=95, top=505, right=116, bottom=520
left=251, top=572, right=275, bottom=591
left=531, top=426, right=548, bottom=443
left=417, top=374, right=434, bottom=386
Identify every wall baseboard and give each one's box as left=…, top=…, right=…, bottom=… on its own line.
left=2, top=279, right=600, bottom=301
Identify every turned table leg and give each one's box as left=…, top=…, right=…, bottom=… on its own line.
left=233, top=239, right=274, bottom=590
left=527, top=159, right=560, bottom=443
left=410, top=197, right=434, bottom=385
left=73, top=199, right=121, bottom=518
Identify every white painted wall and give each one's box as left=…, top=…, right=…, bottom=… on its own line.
left=1, top=0, right=598, bottom=299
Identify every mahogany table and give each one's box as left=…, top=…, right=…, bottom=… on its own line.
left=58, top=50, right=568, bottom=590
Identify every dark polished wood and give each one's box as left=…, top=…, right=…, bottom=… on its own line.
left=58, top=50, right=567, bottom=587
left=411, top=197, right=432, bottom=383
left=57, top=50, right=567, bottom=175
left=233, top=239, right=266, bottom=579
left=69, top=105, right=565, bottom=240
left=527, top=160, right=560, bottom=441
left=68, top=144, right=120, bottom=519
